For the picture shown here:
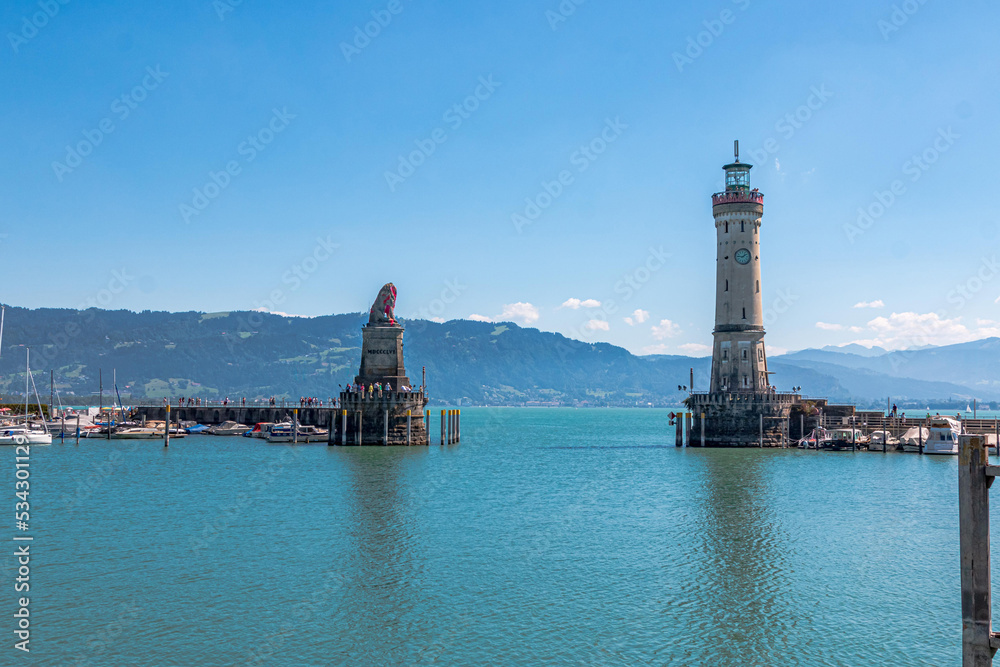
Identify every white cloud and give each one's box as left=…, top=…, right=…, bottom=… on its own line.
left=584, top=319, right=610, bottom=332
left=846, top=311, right=1000, bottom=350
left=775, top=158, right=782, bottom=173
left=849, top=326, right=863, bottom=333
left=651, top=319, right=681, bottom=339
left=853, top=300, right=885, bottom=309
left=499, top=302, right=540, bottom=325
left=624, top=309, right=649, bottom=326
left=679, top=343, right=711, bottom=355
left=766, top=344, right=788, bottom=356
left=430, top=316, right=445, bottom=323
left=252, top=308, right=309, bottom=318
left=995, top=295, right=1000, bottom=304
left=642, top=343, right=672, bottom=355
left=815, top=321, right=843, bottom=331
left=560, top=298, right=601, bottom=309
left=468, top=314, right=492, bottom=322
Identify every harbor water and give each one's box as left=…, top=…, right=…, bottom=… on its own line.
left=3, top=407, right=992, bottom=665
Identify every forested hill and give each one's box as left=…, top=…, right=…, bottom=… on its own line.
left=0, top=307, right=991, bottom=407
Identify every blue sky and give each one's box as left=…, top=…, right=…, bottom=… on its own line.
left=2, top=0, right=998, bottom=356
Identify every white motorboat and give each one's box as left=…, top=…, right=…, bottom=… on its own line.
left=267, top=424, right=329, bottom=443
left=868, top=431, right=900, bottom=452
left=110, top=427, right=161, bottom=440
left=247, top=422, right=276, bottom=439
left=208, top=421, right=250, bottom=436
left=923, top=417, right=962, bottom=455
left=900, top=426, right=931, bottom=453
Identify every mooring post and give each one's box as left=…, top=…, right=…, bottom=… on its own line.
left=341, top=410, right=347, bottom=446
left=356, top=411, right=362, bottom=446
left=425, top=409, right=430, bottom=437
left=293, top=409, right=298, bottom=444
left=456, top=410, right=461, bottom=443
left=327, top=412, right=334, bottom=446
left=75, top=414, right=80, bottom=444
left=759, top=413, right=763, bottom=448
left=165, top=405, right=170, bottom=447
left=799, top=414, right=804, bottom=446
left=674, top=413, right=682, bottom=447
left=959, top=434, right=996, bottom=666
left=383, top=409, right=388, bottom=446
left=919, top=418, right=924, bottom=455
left=61, top=415, right=65, bottom=444
left=407, top=410, right=412, bottom=446
left=440, top=410, right=446, bottom=445
left=700, top=412, right=705, bottom=447
left=685, top=412, right=692, bottom=448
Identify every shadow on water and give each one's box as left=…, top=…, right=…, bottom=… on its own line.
left=684, top=448, right=797, bottom=664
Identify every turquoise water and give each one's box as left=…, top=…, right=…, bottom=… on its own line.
left=1, top=408, right=989, bottom=665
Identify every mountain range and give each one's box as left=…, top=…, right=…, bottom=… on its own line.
left=0, top=306, right=995, bottom=408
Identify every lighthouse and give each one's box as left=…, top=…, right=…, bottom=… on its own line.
left=685, top=142, right=798, bottom=447
left=710, top=142, right=769, bottom=394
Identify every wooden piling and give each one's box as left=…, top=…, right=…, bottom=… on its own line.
left=759, top=413, right=763, bottom=448
left=327, top=412, right=334, bottom=446
left=384, top=409, right=389, bottom=446
left=958, top=434, right=997, bottom=665
left=293, top=409, right=298, bottom=444
left=700, top=412, right=705, bottom=448
left=440, top=410, right=446, bottom=445
left=675, top=413, right=683, bottom=447
left=164, top=405, right=170, bottom=447
left=75, top=414, right=80, bottom=444
left=60, top=415, right=65, bottom=444
left=456, top=410, right=460, bottom=443
left=341, top=410, right=347, bottom=446
left=407, top=410, right=412, bottom=446
left=356, top=411, right=361, bottom=446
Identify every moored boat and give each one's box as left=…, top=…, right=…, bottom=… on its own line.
left=266, top=423, right=328, bottom=443
left=208, top=421, right=250, bottom=436
left=923, top=417, right=961, bottom=455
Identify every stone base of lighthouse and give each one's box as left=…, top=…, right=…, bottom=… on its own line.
left=686, top=392, right=799, bottom=447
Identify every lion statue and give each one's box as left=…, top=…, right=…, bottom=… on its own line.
left=368, top=283, right=398, bottom=326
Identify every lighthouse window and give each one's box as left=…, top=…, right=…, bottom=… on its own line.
left=722, top=349, right=728, bottom=360
left=742, top=307, right=746, bottom=319
left=725, top=221, right=728, bottom=233
left=742, top=349, right=747, bottom=360
left=756, top=280, right=759, bottom=293
left=743, top=375, right=749, bottom=388
left=758, top=348, right=763, bottom=361
left=741, top=221, right=745, bottom=232
left=725, top=279, right=728, bottom=292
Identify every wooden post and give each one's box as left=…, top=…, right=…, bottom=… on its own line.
left=685, top=412, right=692, bottom=448
left=356, top=411, right=361, bottom=446
left=164, top=405, right=170, bottom=447
left=675, top=413, right=682, bottom=447
left=327, top=412, right=334, bottom=446
left=60, top=415, right=65, bottom=444
left=341, top=410, right=347, bottom=446
left=995, top=418, right=999, bottom=458
left=384, top=409, right=389, bottom=446
left=700, top=412, right=705, bottom=447
left=75, top=414, right=80, bottom=444
left=425, top=409, right=430, bottom=438
left=407, top=410, right=412, bottom=446
left=293, top=409, right=298, bottom=444
left=759, top=413, right=763, bottom=448
left=440, top=409, right=446, bottom=445
left=959, top=434, right=995, bottom=665
left=919, top=418, right=924, bottom=455
left=800, top=414, right=804, bottom=446
left=456, top=410, right=460, bottom=443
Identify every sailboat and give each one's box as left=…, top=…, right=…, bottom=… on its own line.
left=0, top=349, right=52, bottom=445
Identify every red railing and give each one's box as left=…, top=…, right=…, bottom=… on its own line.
left=712, top=191, right=764, bottom=206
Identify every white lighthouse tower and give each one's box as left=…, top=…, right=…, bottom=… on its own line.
left=710, top=142, right=769, bottom=394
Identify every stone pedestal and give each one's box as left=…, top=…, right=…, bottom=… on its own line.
left=335, top=391, right=429, bottom=445
left=356, top=325, right=411, bottom=390
left=686, top=392, right=799, bottom=447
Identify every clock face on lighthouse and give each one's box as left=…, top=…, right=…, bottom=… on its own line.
left=734, top=248, right=751, bottom=265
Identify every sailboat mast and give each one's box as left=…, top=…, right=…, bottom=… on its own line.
left=24, top=348, right=29, bottom=423
left=0, top=305, right=5, bottom=360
